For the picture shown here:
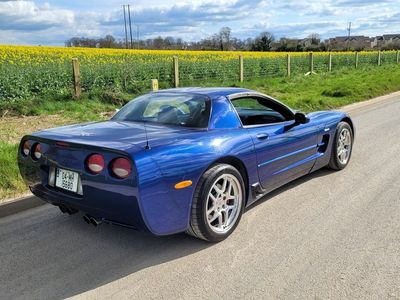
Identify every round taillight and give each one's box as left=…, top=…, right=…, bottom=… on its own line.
left=22, top=141, right=30, bottom=156
left=86, top=154, right=105, bottom=174
left=33, top=143, right=42, bottom=160
left=110, top=158, right=132, bottom=179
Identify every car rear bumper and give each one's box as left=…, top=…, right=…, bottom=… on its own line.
left=29, top=183, right=148, bottom=231
left=17, top=137, right=149, bottom=232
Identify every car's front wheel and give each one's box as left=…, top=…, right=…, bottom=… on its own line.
left=187, top=164, right=245, bottom=242
left=328, top=122, right=353, bottom=170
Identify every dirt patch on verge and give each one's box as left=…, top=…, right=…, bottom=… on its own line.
left=0, top=115, right=74, bottom=144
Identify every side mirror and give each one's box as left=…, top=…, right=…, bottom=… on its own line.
left=294, top=112, right=309, bottom=124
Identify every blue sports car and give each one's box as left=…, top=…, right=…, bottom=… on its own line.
left=18, top=88, right=354, bottom=242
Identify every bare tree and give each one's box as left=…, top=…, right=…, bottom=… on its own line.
left=219, top=27, right=232, bottom=51
left=308, top=33, right=320, bottom=45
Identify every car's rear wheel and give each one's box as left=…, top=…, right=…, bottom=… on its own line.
left=328, top=122, right=353, bottom=170
left=187, top=164, right=245, bottom=242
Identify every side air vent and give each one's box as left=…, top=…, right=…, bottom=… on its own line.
left=318, top=134, right=330, bottom=153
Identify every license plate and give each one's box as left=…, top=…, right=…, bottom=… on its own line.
left=55, top=168, right=79, bottom=193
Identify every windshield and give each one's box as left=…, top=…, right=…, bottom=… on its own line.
left=112, top=92, right=211, bottom=128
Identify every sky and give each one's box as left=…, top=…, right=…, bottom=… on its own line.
left=0, top=0, right=399, bottom=45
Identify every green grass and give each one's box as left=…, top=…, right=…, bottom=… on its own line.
left=1, top=64, right=400, bottom=200
left=0, top=91, right=128, bottom=122
left=238, top=65, right=400, bottom=112
left=0, top=141, right=26, bottom=200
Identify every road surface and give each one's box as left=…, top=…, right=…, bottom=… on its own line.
left=1, top=93, right=399, bottom=299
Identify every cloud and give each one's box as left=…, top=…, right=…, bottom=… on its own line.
left=0, top=0, right=399, bottom=45
left=0, top=1, right=74, bottom=31
left=335, top=0, right=396, bottom=7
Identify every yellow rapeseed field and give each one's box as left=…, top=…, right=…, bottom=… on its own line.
left=0, top=44, right=386, bottom=65
left=0, top=45, right=397, bottom=101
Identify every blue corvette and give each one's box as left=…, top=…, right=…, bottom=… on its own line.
left=18, top=88, right=354, bottom=242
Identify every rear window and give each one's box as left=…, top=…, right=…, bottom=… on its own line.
left=112, top=92, right=211, bottom=128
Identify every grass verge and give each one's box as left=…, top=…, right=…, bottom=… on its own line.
left=1, top=64, right=400, bottom=200
left=0, top=141, right=26, bottom=200
left=239, top=65, right=400, bottom=111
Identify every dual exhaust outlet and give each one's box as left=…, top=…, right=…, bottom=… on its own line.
left=83, top=214, right=102, bottom=227
left=58, top=204, right=102, bottom=227
left=58, top=204, right=78, bottom=215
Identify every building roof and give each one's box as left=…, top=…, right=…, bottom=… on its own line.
left=383, top=34, right=400, bottom=39
left=330, top=36, right=369, bottom=42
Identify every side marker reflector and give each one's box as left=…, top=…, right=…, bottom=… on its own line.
left=174, top=180, right=193, bottom=190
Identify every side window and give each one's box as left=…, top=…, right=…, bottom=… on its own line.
left=231, top=97, right=290, bottom=126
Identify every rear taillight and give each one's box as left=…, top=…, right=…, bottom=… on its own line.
left=86, top=154, right=105, bottom=174
left=110, top=158, right=132, bottom=179
left=32, top=143, right=42, bottom=160
left=22, top=141, right=30, bottom=156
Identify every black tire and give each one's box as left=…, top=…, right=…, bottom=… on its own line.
left=328, top=122, right=353, bottom=170
left=186, top=164, right=245, bottom=242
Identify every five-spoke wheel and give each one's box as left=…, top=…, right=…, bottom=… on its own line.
left=206, top=174, right=242, bottom=234
left=329, top=122, right=353, bottom=170
left=187, top=164, right=245, bottom=242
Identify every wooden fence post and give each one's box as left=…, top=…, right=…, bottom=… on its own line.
left=378, top=51, right=381, bottom=66
left=355, top=52, right=359, bottom=68
left=286, top=54, right=291, bottom=77
left=239, top=55, right=244, bottom=82
left=397, top=50, right=399, bottom=64
left=328, top=52, right=332, bottom=72
left=151, top=79, right=159, bottom=91
left=305, top=52, right=316, bottom=75
left=72, top=58, right=81, bottom=98
left=173, top=56, right=179, bottom=88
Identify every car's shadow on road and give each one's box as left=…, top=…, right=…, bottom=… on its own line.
left=1, top=206, right=212, bottom=299
left=0, top=168, right=334, bottom=299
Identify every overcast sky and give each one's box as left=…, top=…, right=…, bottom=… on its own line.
left=0, top=0, right=399, bottom=45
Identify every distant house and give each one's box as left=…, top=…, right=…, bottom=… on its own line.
left=383, top=34, right=400, bottom=43
left=371, top=36, right=384, bottom=48
left=301, top=37, right=321, bottom=48
left=371, top=34, right=400, bottom=48
left=327, top=36, right=371, bottom=50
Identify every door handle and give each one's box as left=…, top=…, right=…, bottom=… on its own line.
left=256, top=133, right=269, bottom=140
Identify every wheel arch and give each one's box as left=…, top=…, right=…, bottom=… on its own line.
left=341, top=116, right=355, bottom=138
left=207, top=156, right=250, bottom=205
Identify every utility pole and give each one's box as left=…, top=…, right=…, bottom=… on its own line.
left=127, top=4, right=133, bottom=49
left=122, top=5, right=128, bottom=49
left=347, top=21, right=352, bottom=51
left=137, top=25, right=140, bottom=49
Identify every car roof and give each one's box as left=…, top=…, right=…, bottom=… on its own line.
left=153, top=87, right=255, bottom=98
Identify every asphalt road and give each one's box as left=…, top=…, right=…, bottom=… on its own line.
left=1, top=93, right=400, bottom=300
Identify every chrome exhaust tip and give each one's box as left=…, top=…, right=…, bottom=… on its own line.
left=83, top=214, right=91, bottom=224
left=66, top=207, right=78, bottom=215
left=59, top=205, right=67, bottom=214
left=89, top=217, right=102, bottom=227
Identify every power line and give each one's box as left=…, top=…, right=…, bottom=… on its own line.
left=127, top=4, right=133, bottom=49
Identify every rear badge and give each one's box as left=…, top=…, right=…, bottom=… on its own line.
left=80, top=131, right=94, bottom=136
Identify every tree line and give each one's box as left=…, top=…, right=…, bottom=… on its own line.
left=65, top=27, right=279, bottom=51
left=65, top=27, right=400, bottom=51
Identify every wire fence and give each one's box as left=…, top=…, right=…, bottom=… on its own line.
left=0, top=50, right=399, bottom=102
